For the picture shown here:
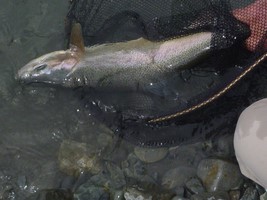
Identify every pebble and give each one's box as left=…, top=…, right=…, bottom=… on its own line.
left=74, top=183, right=109, bottom=200
left=162, top=166, right=196, bottom=189
left=168, top=143, right=206, bottom=167
left=90, top=161, right=126, bottom=190
left=197, top=158, right=243, bottom=192
left=124, top=186, right=175, bottom=200
left=229, top=190, right=240, bottom=200
left=124, top=187, right=152, bottom=200
left=172, top=196, right=189, bottom=200
left=106, top=161, right=126, bottom=189
left=27, top=189, right=73, bottom=200
left=58, top=140, right=101, bottom=177
left=122, top=153, right=156, bottom=183
left=185, top=177, right=205, bottom=195
left=240, top=186, right=259, bottom=200
left=260, top=192, right=267, bottom=200
left=215, top=135, right=235, bottom=157
left=191, top=191, right=230, bottom=200
left=113, top=190, right=124, bottom=200
left=134, top=146, right=168, bottom=163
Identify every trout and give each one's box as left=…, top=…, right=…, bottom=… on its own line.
left=17, top=23, right=212, bottom=91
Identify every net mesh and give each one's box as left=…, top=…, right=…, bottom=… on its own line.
left=67, top=0, right=267, bottom=146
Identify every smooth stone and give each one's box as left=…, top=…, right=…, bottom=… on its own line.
left=197, top=158, right=243, bottom=192
left=216, top=134, right=235, bottom=157
left=162, top=167, right=196, bottom=189
left=90, top=161, right=126, bottom=190
left=122, top=153, right=156, bottom=183
left=134, top=147, right=168, bottom=163
left=260, top=192, right=267, bottom=200
left=124, top=187, right=152, bottom=200
left=168, top=143, right=207, bottom=167
left=106, top=161, right=126, bottom=189
left=27, top=189, right=73, bottom=200
left=97, top=132, right=113, bottom=150
left=240, top=186, right=259, bottom=200
left=172, top=196, right=189, bottom=200
left=175, top=187, right=185, bottom=197
left=229, top=190, right=240, bottom=200
left=190, top=191, right=230, bottom=200
left=113, top=190, right=124, bottom=200
left=74, top=183, right=109, bottom=200
left=58, top=140, right=101, bottom=177
left=185, top=177, right=205, bottom=195
left=124, top=181, right=175, bottom=200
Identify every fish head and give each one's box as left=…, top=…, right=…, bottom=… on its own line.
left=16, top=47, right=81, bottom=86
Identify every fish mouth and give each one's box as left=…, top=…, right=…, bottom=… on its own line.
left=15, top=71, right=56, bottom=85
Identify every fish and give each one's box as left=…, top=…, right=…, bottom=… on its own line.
left=16, top=23, right=213, bottom=92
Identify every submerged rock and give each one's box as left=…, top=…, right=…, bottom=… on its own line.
left=191, top=191, right=230, bottom=200
left=27, top=189, right=73, bottom=200
left=90, top=161, right=126, bottom=190
left=197, top=158, right=243, bottom=192
left=240, top=186, right=259, bottom=200
left=171, top=196, right=189, bottom=200
left=122, top=153, right=156, bottom=183
left=124, top=185, right=175, bottom=200
left=162, top=166, right=196, bottom=189
left=58, top=140, right=102, bottom=177
left=124, top=187, right=152, bottom=200
left=74, top=183, right=109, bottom=200
left=229, top=190, right=241, bottom=200
left=134, top=147, right=168, bottom=163
left=260, top=192, right=267, bottom=200
left=185, top=177, right=205, bottom=195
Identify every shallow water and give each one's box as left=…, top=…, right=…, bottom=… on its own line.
left=0, top=1, right=92, bottom=199
left=1, top=0, right=266, bottom=199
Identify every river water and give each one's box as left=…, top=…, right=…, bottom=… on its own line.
left=0, top=0, right=266, bottom=200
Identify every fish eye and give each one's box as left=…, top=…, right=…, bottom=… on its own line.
left=34, top=64, right=47, bottom=71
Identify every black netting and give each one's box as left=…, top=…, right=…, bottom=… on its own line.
left=66, top=0, right=267, bottom=146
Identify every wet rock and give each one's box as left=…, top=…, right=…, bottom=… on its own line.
left=168, top=143, right=206, bottom=167
left=124, top=187, right=152, bottom=200
left=162, top=167, right=196, bottom=189
left=190, top=191, right=230, bottom=200
left=134, top=147, right=168, bottom=163
left=90, top=161, right=126, bottom=190
left=260, top=192, right=267, bottom=200
left=106, top=161, right=126, bottom=189
left=124, top=185, right=175, bottom=200
left=122, top=153, right=156, bottom=183
left=229, top=190, right=240, bottom=200
left=197, top=159, right=243, bottom=192
left=172, top=196, right=189, bottom=200
left=74, top=183, right=109, bottom=200
left=185, top=177, right=205, bottom=195
left=58, top=140, right=101, bottom=177
left=112, top=190, right=124, bottom=200
left=97, top=133, right=113, bottom=149
left=240, top=186, right=259, bottom=200
left=174, top=187, right=185, bottom=197
left=60, top=176, right=76, bottom=190
left=215, top=135, right=235, bottom=157
left=27, top=189, right=73, bottom=200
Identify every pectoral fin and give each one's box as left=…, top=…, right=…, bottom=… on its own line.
left=70, top=23, right=85, bottom=53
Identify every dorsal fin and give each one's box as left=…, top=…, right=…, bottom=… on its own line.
left=70, top=23, right=85, bottom=53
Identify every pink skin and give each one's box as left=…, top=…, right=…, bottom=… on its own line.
left=233, top=0, right=267, bottom=52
